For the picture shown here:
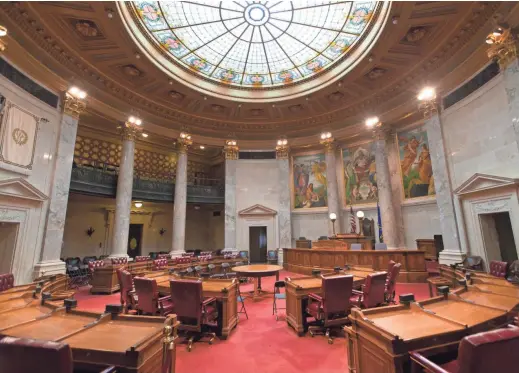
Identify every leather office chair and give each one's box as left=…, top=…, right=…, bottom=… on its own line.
left=87, top=260, right=105, bottom=283
left=489, top=260, right=508, bottom=278
left=135, top=255, right=150, bottom=262
left=350, top=243, right=362, bottom=251
left=409, top=326, right=519, bottom=373
left=426, top=260, right=441, bottom=277
left=306, top=275, right=354, bottom=344
left=157, top=254, right=170, bottom=260
left=387, top=260, right=396, bottom=274
left=350, top=272, right=387, bottom=308
left=375, top=243, right=387, bottom=250
left=153, top=258, right=168, bottom=271
left=0, top=273, right=14, bottom=292
left=134, top=277, right=173, bottom=316
left=507, top=260, right=519, bottom=284
left=111, top=257, right=128, bottom=265
left=385, top=263, right=401, bottom=304
left=267, top=250, right=278, bottom=264
left=456, top=255, right=483, bottom=271
left=169, top=279, right=218, bottom=351
left=116, top=268, right=137, bottom=313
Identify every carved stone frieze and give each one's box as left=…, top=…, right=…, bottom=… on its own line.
left=474, top=199, right=510, bottom=214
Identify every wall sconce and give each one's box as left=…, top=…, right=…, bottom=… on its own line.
left=86, top=227, right=95, bottom=237
left=329, top=212, right=337, bottom=237
left=159, top=228, right=166, bottom=236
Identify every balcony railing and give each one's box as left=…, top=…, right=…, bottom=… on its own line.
left=70, top=163, right=224, bottom=204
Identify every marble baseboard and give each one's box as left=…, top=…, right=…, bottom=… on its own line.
left=439, top=250, right=466, bottom=266
left=32, top=260, right=66, bottom=280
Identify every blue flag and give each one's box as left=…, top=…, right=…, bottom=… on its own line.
left=377, top=202, right=383, bottom=242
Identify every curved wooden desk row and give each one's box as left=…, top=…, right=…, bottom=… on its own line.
left=346, top=277, right=519, bottom=373
left=283, top=248, right=428, bottom=283
left=0, top=277, right=179, bottom=373
left=91, top=257, right=244, bottom=294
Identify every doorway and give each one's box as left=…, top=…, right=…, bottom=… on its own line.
left=480, top=212, right=518, bottom=265
left=249, top=226, right=267, bottom=263
left=128, top=224, right=143, bottom=258
left=0, top=222, right=18, bottom=274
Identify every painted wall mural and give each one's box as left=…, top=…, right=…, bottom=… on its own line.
left=343, top=142, right=378, bottom=205
left=293, top=153, right=327, bottom=209
left=398, top=127, right=435, bottom=199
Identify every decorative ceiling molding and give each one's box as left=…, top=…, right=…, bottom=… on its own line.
left=454, top=173, right=519, bottom=196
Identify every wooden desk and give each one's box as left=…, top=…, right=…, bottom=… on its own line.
left=285, top=269, right=371, bottom=336
left=90, top=265, right=123, bottom=294
left=416, top=238, right=437, bottom=260
left=330, top=235, right=374, bottom=251
left=0, top=301, right=177, bottom=373
left=283, top=248, right=427, bottom=282
left=345, top=292, right=517, bottom=373
left=296, top=239, right=312, bottom=249
left=148, top=273, right=238, bottom=340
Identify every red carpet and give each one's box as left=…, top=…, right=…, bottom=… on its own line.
left=74, top=271, right=430, bottom=373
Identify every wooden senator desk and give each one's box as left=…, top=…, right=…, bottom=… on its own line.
left=147, top=272, right=238, bottom=340
left=283, top=248, right=427, bottom=282
left=345, top=291, right=518, bottom=373
left=329, top=235, right=374, bottom=251
left=285, top=268, right=372, bottom=336
left=90, top=265, right=124, bottom=294
left=0, top=301, right=177, bottom=373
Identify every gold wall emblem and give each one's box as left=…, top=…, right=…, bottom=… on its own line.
left=12, top=128, right=28, bottom=146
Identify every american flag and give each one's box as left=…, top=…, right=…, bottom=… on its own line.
left=350, top=205, right=356, bottom=234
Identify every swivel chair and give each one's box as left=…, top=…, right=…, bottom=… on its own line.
left=134, top=277, right=173, bottom=316
left=350, top=272, right=387, bottom=308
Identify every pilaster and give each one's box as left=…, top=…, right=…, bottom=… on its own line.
left=277, top=147, right=292, bottom=264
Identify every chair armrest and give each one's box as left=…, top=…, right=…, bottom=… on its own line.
left=202, top=297, right=217, bottom=306
left=409, top=352, right=451, bottom=373
left=351, top=289, right=363, bottom=296
left=158, top=295, right=171, bottom=303
left=308, top=293, right=323, bottom=303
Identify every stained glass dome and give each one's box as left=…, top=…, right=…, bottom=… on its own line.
left=121, top=1, right=390, bottom=99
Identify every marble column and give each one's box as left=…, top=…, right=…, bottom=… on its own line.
left=171, top=141, right=189, bottom=255
left=34, top=93, right=86, bottom=277
left=373, top=128, right=399, bottom=249
left=277, top=145, right=292, bottom=264
left=425, top=112, right=463, bottom=264
left=224, top=159, right=237, bottom=249
left=110, top=124, right=138, bottom=258
left=386, top=130, right=406, bottom=248
left=324, top=144, right=341, bottom=236
left=503, top=58, right=519, bottom=156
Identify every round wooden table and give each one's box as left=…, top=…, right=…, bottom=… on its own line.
left=232, top=264, right=283, bottom=301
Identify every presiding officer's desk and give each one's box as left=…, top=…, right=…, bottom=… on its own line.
left=145, top=271, right=238, bottom=340
left=345, top=287, right=519, bottom=373
left=283, top=247, right=427, bottom=282
left=285, top=267, right=373, bottom=336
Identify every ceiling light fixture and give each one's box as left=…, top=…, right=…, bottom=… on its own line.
left=134, top=201, right=143, bottom=208
left=365, top=116, right=380, bottom=128
left=417, top=87, right=438, bottom=118
left=200, top=145, right=205, bottom=149
left=224, top=135, right=239, bottom=160
left=417, top=87, right=436, bottom=101
left=485, top=24, right=516, bottom=70
left=0, top=26, right=7, bottom=37
left=67, top=86, right=87, bottom=100
left=142, top=133, right=149, bottom=138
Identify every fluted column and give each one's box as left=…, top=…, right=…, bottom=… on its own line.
left=110, top=122, right=140, bottom=258
left=223, top=138, right=239, bottom=250
left=323, top=143, right=341, bottom=236
left=34, top=92, right=86, bottom=277
left=373, top=127, right=399, bottom=249
left=276, top=142, right=291, bottom=264
left=171, top=135, right=191, bottom=255
left=425, top=111, right=463, bottom=264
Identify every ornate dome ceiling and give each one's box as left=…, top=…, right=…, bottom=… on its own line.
left=121, top=1, right=390, bottom=100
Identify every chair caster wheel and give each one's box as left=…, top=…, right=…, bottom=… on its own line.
left=309, top=332, right=314, bottom=337
left=187, top=346, right=192, bottom=352
left=209, top=341, right=212, bottom=345
left=328, top=339, right=333, bottom=345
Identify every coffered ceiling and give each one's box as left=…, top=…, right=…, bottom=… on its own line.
left=0, top=1, right=517, bottom=147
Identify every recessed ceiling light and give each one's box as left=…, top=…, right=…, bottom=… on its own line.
left=142, top=133, right=149, bottom=138
left=200, top=145, right=205, bottom=149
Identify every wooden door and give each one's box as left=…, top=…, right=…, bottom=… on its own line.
left=249, top=226, right=267, bottom=263
left=127, top=224, right=143, bottom=258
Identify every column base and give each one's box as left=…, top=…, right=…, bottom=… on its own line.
left=277, top=248, right=284, bottom=266
left=33, top=260, right=66, bottom=280
left=108, top=253, right=130, bottom=260
left=169, top=250, right=185, bottom=258
left=439, top=250, right=466, bottom=266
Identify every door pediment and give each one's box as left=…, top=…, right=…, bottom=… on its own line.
left=454, top=173, right=519, bottom=196
left=0, top=177, right=48, bottom=202
left=238, top=204, right=277, bottom=217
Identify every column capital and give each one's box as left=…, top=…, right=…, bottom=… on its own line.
left=64, top=94, right=87, bottom=119
left=372, top=125, right=393, bottom=141
left=275, top=145, right=290, bottom=159
left=487, top=26, right=519, bottom=71
left=321, top=140, right=337, bottom=153
left=118, top=121, right=142, bottom=142
left=176, top=138, right=192, bottom=154
left=223, top=142, right=239, bottom=160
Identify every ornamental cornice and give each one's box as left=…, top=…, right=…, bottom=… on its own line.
left=0, top=1, right=502, bottom=137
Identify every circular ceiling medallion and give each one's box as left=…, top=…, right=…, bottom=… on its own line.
left=121, top=1, right=390, bottom=101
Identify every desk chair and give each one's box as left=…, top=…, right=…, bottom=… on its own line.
left=385, top=263, right=401, bottom=304
left=186, top=267, right=195, bottom=277
left=350, top=272, right=387, bottom=308
left=116, top=268, right=137, bottom=313
left=207, top=263, right=216, bottom=274
left=350, top=243, right=362, bottom=251
left=426, top=260, right=441, bottom=277
left=272, top=280, right=286, bottom=321
left=307, top=275, right=354, bottom=344
left=238, top=251, right=249, bottom=263
left=409, top=326, right=519, bottom=373
left=194, top=265, right=205, bottom=277
left=169, top=279, right=218, bottom=352
left=375, top=243, right=387, bottom=250
left=134, top=277, right=173, bottom=316
left=221, top=262, right=230, bottom=276
left=267, top=250, right=278, bottom=264
left=0, top=273, right=14, bottom=292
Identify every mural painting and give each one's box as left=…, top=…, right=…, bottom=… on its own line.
left=398, top=127, right=435, bottom=199
left=343, top=143, right=378, bottom=205
left=293, top=153, right=327, bottom=209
